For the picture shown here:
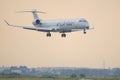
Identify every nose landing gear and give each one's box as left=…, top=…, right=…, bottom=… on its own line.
left=83, top=29, right=86, bottom=34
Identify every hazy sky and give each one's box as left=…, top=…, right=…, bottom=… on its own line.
left=0, top=0, right=120, bottom=68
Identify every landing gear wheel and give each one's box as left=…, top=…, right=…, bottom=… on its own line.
left=46, top=32, right=51, bottom=37
left=61, top=33, right=66, bottom=37
left=84, top=31, right=86, bottom=34
left=83, top=29, right=86, bottom=34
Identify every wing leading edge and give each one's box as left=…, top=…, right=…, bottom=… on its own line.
left=4, top=20, right=53, bottom=32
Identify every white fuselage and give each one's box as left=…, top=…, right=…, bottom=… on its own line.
left=34, top=18, right=89, bottom=33
left=5, top=9, right=93, bottom=37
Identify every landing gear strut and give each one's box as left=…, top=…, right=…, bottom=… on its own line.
left=61, top=33, right=66, bottom=37
left=46, top=32, right=51, bottom=37
left=83, top=29, right=86, bottom=34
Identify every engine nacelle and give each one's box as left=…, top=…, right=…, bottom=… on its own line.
left=32, top=19, right=41, bottom=26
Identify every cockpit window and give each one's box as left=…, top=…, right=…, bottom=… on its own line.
left=79, top=19, right=87, bottom=22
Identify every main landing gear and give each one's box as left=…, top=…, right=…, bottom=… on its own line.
left=61, top=33, right=66, bottom=37
left=46, top=32, right=66, bottom=38
left=46, top=32, right=51, bottom=37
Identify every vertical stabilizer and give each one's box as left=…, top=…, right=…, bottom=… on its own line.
left=32, top=9, right=39, bottom=19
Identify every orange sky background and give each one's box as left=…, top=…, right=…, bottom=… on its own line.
left=0, top=0, right=120, bottom=68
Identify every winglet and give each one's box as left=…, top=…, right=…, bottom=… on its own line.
left=4, top=20, right=10, bottom=26
left=4, top=20, right=16, bottom=27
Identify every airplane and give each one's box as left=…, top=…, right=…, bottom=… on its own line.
left=4, top=9, right=93, bottom=37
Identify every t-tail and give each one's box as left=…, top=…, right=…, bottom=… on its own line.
left=16, top=9, right=46, bottom=27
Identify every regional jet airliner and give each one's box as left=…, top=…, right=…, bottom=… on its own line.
left=5, top=9, right=93, bottom=37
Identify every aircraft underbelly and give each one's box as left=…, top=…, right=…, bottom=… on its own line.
left=57, top=25, right=79, bottom=32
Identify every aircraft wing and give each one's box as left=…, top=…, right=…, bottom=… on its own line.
left=23, top=26, right=54, bottom=32
left=4, top=20, right=54, bottom=32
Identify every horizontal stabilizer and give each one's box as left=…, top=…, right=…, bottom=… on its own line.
left=16, top=9, right=46, bottom=19
left=16, top=9, right=46, bottom=14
